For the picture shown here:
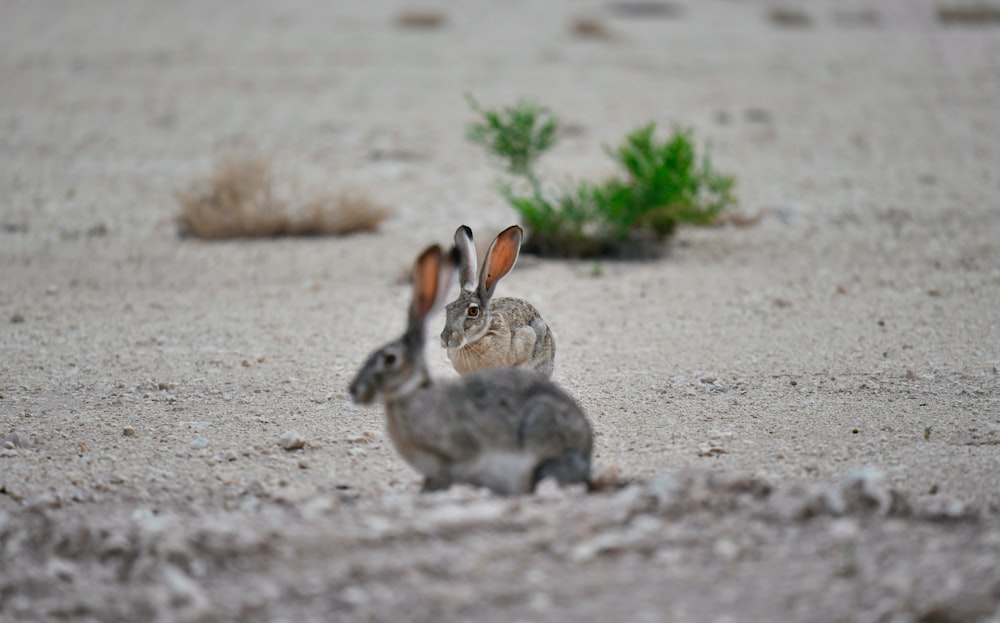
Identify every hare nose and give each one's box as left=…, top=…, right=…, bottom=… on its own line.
left=348, top=378, right=365, bottom=403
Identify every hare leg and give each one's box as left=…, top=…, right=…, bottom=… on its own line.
left=532, top=452, right=591, bottom=489
left=421, top=474, right=452, bottom=493
left=510, top=326, right=539, bottom=368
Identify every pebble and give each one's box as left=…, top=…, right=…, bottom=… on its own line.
left=190, top=438, right=209, bottom=450
left=279, top=430, right=305, bottom=451
left=122, top=427, right=136, bottom=437
left=3, top=433, right=23, bottom=449
left=225, top=450, right=238, bottom=462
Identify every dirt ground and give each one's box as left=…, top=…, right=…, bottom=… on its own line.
left=2, top=0, right=999, bottom=621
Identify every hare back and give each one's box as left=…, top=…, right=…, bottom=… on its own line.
left=491, top=297, right=545, bottom=326
left=391, top=367, right=591, bottom=465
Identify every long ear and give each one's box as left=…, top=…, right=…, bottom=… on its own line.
left=408, top=245, right=441, bottom=333
left=478, top=225, right=523, bottom=303
left=433, top=244, right=460, bottom=310
left=454, top=225, right=477, bottom=292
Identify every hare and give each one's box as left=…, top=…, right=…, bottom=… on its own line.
left=349, top=244, right=592, bottom=495
left=440, top=225, right=556, bottom=378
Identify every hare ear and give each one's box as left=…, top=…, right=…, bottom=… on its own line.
left=454, top=225, right=477, bottom=292
left=433, top=244, right=460, bottom=310
left=409, top=245, right=442, bottom=329
left=479, top=225, right=523, bottom=302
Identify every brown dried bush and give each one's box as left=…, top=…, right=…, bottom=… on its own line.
left=570, top=17, right=616, bottom=41
left=937, top=4, right=1000, bottom=24
left=608, top=2, right=681, bottom=19
left=395, top=10, right=446, bottom=29
left=767, top=7, right=813, bottom=28
left=176, top=154, right=390, bottom=239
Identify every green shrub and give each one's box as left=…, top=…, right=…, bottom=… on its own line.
left=467, top=98, right=737, bottom=258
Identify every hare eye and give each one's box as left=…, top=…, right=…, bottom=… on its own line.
left=384, top=353, right=397, bottom=366
left=467, top=305, right=479, bottom=318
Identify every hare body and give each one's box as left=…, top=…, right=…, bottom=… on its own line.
left=440, top=225, right=556, bottom=377
left=382, top=367, right=590, bottom=493
left=444, top=297, right=555, bottom=378
left=349, top=245, right=591, bottom=495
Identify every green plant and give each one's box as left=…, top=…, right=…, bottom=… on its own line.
left=467, top=97, right=736, bottom=258
left=466, top=95, right=557, bottom=183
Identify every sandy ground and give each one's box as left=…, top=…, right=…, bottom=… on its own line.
left=2, top=0, right=1000, bottom=621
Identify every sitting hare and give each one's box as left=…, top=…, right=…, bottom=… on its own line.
left=349, top=244, right=591, bottom=495
left=440, top=225, right=556, bottom=378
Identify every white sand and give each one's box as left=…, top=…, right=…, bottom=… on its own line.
left=2, top=1, right=999, bottom=620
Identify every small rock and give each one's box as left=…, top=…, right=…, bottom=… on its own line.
left=697, top=444, right=726, bottom=457
left=924, top=497, right=973, bottom=520
left=713, top=538, right=740, bottom=561
left=298, top=459, right=309, bottom=469
left=246, top=481, right=266, bottom=497
left=744, top=107, right=773, bottom=124
left=3, top=433, right=23, bottom=448
left=10, top=313, right=25, bottom=324
left=86, top=223, right=108, bottom=237
left=279, top=430, right=305, bottom=451
left=302, top=496, right=337, bottom=520
left=340, top=585, right=369, bottom=607
left=190, top=438, right=209, bottom=450
left=829, top=518, right=860, bottom=540
left=122, top=427, right=136, bottom=437
left=47, top=558, right=78, bottom=582
left=224, top=450, right=238, bottom=462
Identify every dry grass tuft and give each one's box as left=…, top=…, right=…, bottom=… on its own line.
left=767, top=7, right=813, bottom=28
left=570, top=17, right=617, bottom=40
left=936, top=3, right=1000, bottom=24
left=608, top=2, right=681, bottom=19
left=176, top=154, right=390, bottom=239
left=295, top=191, right=390, bottom=236
left=395, top=10, right=447, bottom=29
